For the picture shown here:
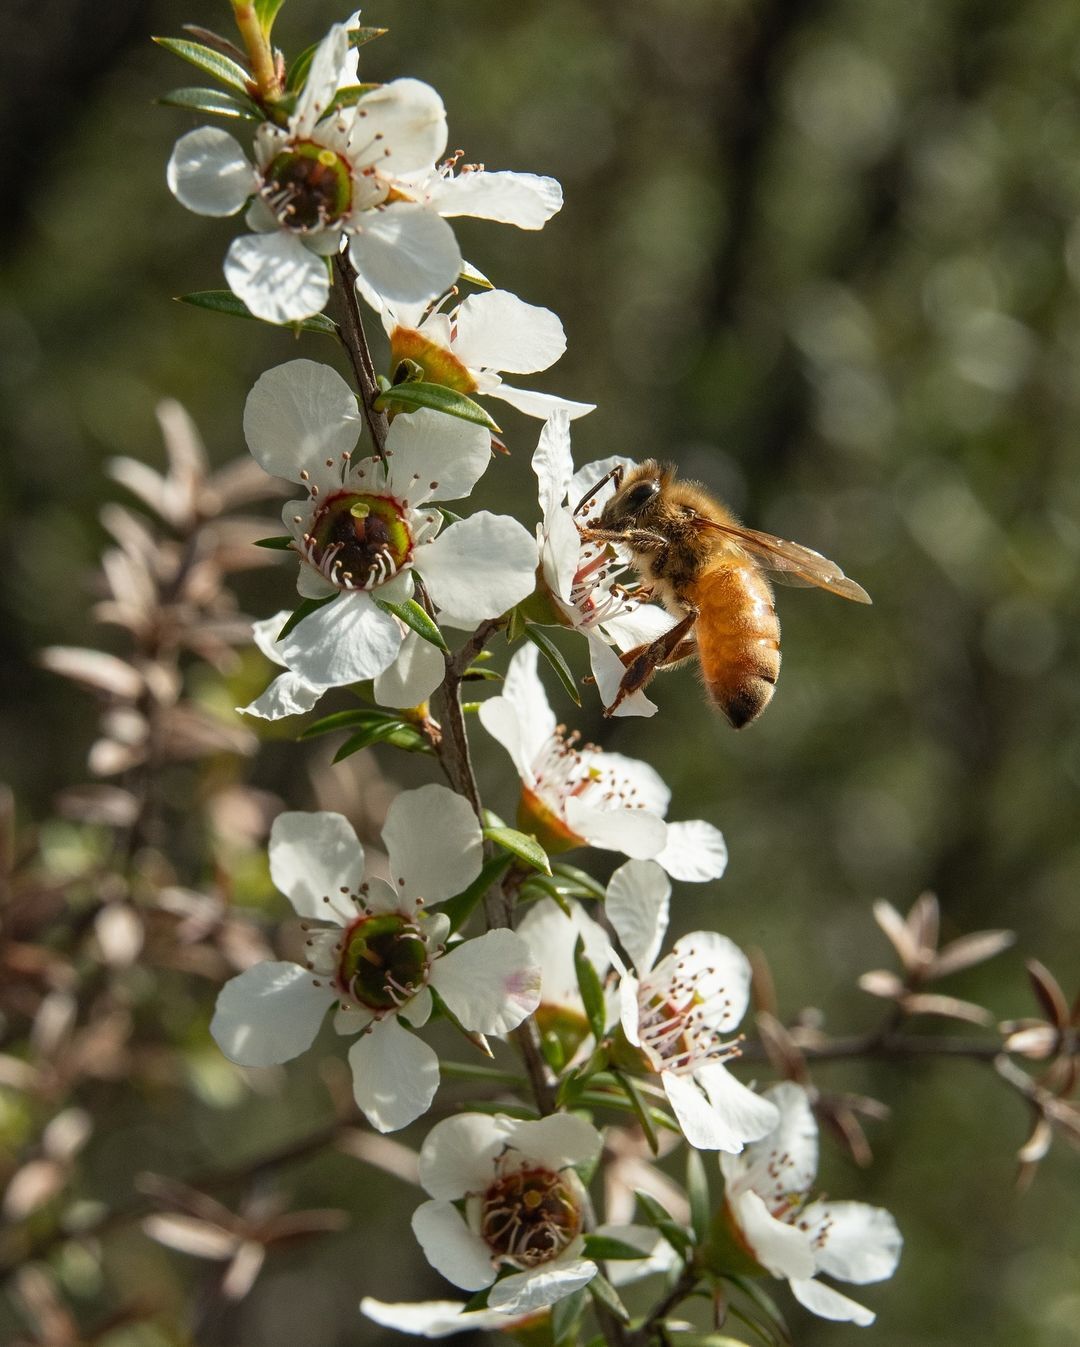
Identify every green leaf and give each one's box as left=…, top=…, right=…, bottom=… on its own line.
left=276, top=595, right=335, bottom=641
left=635, top=1190, right=693, bottom=1259
left=176, top=290, right=339, bottom=336
left=253, top=535, right=295, bottom=550
left=582, top=1235, right=652, bottom=1262
left=483, top=825, right=551, bottom=875
left=159, top=85, right=258, bottom=120
left=574, top=935, right=607, bottom=1042
left=153, top=36, right=251, bottom=93
left=586, top=1273, right=629, bottom=1324
left=524, top=624, right=581, bottom=706
left=687, top=1147, right=711, bottom=1246
left=374, top=598, right=449, bottom=653
left=551, top=1287, right=587, bottom=1346
left=332, top=721, right=432, bottom=761
left=551, top=863, right=607, bottom=900
left=299, top=709, right=394, bottom=740
left=664, top=1336, right=752, bottom=1347
left=374, top=381, right=501, bottom=432
left=287, top=27, right=387, bottom=92
left=438, top=854, right=513, bottom=934
left=253, top=0, right=287, bottom=37
left=324, top=82, right=381, bottom=116
left=613, top=1069, right=659, bottom=1155
left=461, top=665, right=502, bottom=682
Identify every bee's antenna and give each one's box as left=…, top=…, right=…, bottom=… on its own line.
left=573, top=464, right=624, bottom=518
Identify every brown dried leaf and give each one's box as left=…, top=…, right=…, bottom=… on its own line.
left=929, top=929, right=1015, bottom=981
left=858, top=969, right=904, bottom=999
left=902, top=992, right=993, bottom=1025
left=40, top=647, right=143, bottom=700
left=872, top=900, right=919, bottom=970
left=108, top=456, right=172, bottom=522
left=221, top=1241, right=266, bottom=1300
left=1027, top=959, right=1070, bottom=1029
left=142, top=1213, right=238, bottom=1260
left=2, top=1159, right=67, bottom=1220
left=906, top=891, right=939, bottom=956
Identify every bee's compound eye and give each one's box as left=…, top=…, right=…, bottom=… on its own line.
left=625, top=479, right=660, bottom=511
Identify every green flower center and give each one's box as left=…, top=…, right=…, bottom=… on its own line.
left=307, top=491, right=412, bottom=590
left=265, top=140, right=353, bottom=231
left=479, top=1165, right=582, bottom=1269
left=338, top=913, right=428, bottom=1010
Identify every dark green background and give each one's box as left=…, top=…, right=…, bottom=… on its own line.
left=2, top=0, right=1079, bottom=1343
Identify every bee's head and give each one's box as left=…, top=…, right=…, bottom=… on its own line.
left=598, top=460, right=674, bottom=530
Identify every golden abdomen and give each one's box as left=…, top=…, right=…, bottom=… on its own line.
left=689, top=561, right=780, bottom=729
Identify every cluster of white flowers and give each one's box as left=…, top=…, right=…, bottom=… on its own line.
left=163, top=7, right=902, bottom=1341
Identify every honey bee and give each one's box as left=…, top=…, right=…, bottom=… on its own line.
left=577, top=460, right=871, bottom=726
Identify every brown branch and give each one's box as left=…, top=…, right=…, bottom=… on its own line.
left=332, top=251, right=390, bottom=459
left=738, top=1029, right=1004, bottom=1065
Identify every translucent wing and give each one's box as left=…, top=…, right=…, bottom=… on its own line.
left=691, top=517, right=872, bottom=604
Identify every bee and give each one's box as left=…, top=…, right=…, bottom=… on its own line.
left=577, top=460, right=871, bottom=726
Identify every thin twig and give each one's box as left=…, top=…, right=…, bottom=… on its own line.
left=332, top=251, right=390, bottom=459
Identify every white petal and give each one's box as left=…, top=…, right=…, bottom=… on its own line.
left=487, top=1258, right=597, bottom=1314
left=251, top=611, right=292, bottom=667
left=602, top=602, right=679, bottom=652
left=383, top=406, right=492, bottom=504
left=401, top=984, right=433, bottom=1029
left=431, top=930, right=541, bottom=1034
left=225, top=232, right=332, bottom=325
left=492, top=384, right=596, bottom=421
left=662, top=1071, right=755, bottom=1153
left=429, top=171, right=563, bottom=229
left=269, top=810, right=365, bottom=922
left=498, top=1113, right=602, bottom=1172
left=411, top=1201, right=495, bottom=1292
left=453, top=291, right=566, bottom=374
left=789, top=1278, right=876, bottom=1326
left=350, top=205, right=461, bottom=305
left=244, top=358, right=360, bottom=484
left=477, top=644, right=556, bottom=783
left=569, top=455, right=638, bottom=515
left=600, top=753, right=671, bottom=816
left=531, top=411, right=573, bottom=520
left=292, top=25, right=350, bottom=137
left=278, top=591, right=402, bottom=685
left=802, top=1202, right=902, bottom=1285
left=696, top=1064, right=781, bottom=1147
left=167, top=127, right=255, bottom=216
left=361, top=1298, right=521, bottom=1337
left=605, top=860, right=670, bottom=973
left=728, top=1190, right=816, bottom=1280
left=297, top=563, right=339, bottom=599
left=541, top=506, right=582, bottom=604
left=418, top=1114, right=510, bottom=1200
left=417, top=513, right=538, bottom=624
left=240, top=669, right=325, bottom=721
left=666, top=931, right=753, bottom=1030
left=348, top=1017, right=440, bottom=1132
left=516, top=898, right=612, bottom=1012
left=373, top=629, right=445, bottom=707
left=618, top=968, right=643, bottom=1046
left=381, top=783, right=483, bottom=904
left=653, top=820, right=728, bottom=883
left=585, top=633, right=659, bottom=718
left=730, top=1082, right=819, bottom=1205
left=564, top=800, right=667, bottom=859
left=210, top=962, right=334, bottom=1066
left=352, top=79, right=448, bottom=172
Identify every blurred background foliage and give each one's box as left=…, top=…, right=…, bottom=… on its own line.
left=2, top=0, right=1080, bottom=1343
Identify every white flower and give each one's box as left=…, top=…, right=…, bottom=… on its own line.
left=411, top=1112, right=601, bottom=1314
left=531, top=413, right=677, bottom=718
left=478, top=644, right=727, bottom=880
left=209, top=787, right=541, bottom=1132
left=606, top=860, right=779, bottom=1152
left=373, top=287, right=594, bottom=422
left=721, top=1082, right=902, bottom=1326
left=167, top=21, right=461, bottom=323
left=241, top=359, right=537, bottom=702
left=515, top=897, right=613, bottom=1067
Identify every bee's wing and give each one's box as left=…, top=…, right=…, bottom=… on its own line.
left=692, top=517, right=872, bottom=604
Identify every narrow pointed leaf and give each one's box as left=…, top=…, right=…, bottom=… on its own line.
left=374, top=598, right=449, bottom=653
left=332, top=721, right=432, bottom=760
left=253, top=535, right=295, bottom=550
left=552, top=863, right=606, bottom=900
left=429, top=987, right=492, bottom=1056
left=524, top=624, right=581, bottom=706
left=159, top=86, right=259, bottom=120
left=438, top=854, right=513, bottom=934
left=483, top=825, right=551, bottom=875
left=574, top=935, right=607, bottom=1042
left=635, top=1190, right=692, bottom=1257
left=551, top=1287, right=587, bottom=1346
left=325, top=83, right=381, bottom=116
left=686, top=1147, right=711, bottom=1245
left=153, top=37, right=251, bottom=93
left=582, top=1235, right=654, bottom=1262
left=253, top=0, right=287, bottom=37
left=286, top=28, right=387, bottom=92
left=374, top=381, right=501, bottom=432
left=587, top=1274, right=629, bottom=1324
left=177, top=290, right=339, bottom=336
left=613, top=1069, right=659, bottom=1155
left=300, top=709, right=398, bottom=740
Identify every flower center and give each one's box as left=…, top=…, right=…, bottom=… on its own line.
left=337, top=913, right=429, bottom=1009
left=478, top=1164, right=582, bottom=1269
left=389, top=326, right=479, bottom=393
left=305, top=491, right=412, bottom=590
left=635, top=962, right=741, bottom=1075
left=264, top=140, right=353, bottom=231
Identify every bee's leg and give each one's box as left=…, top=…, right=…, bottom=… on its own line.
left=603, top=610, right=697, bottom=716
left=581, top=526, right=668, bottom=552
